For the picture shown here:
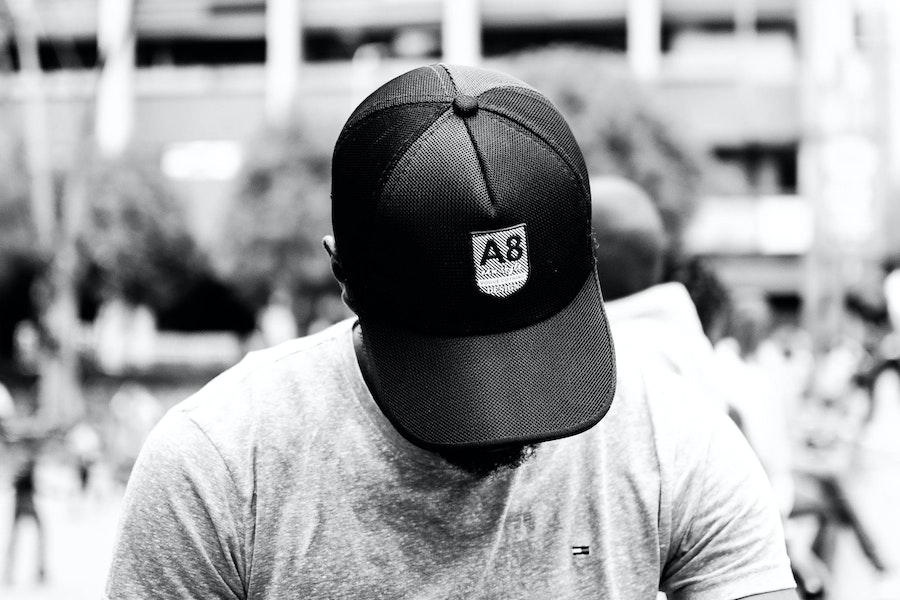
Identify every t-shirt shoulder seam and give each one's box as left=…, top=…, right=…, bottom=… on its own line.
left=683, top=422, right=716, bottom=550
left=638, top=365, right=669, bottom=575
left=180, top=411, right=252, bottom=591
left=180, top=412, right=243, bottom=500
left=233, top=330, right=345, bottom=384
left=170, top=412, right=246, bottom=538
left=176, top=329, right=345, bottom=408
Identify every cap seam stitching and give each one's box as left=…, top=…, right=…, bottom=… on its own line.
left=480, top=108, right=583, bottom=199
left=478, top=109, right=592, bottom=259
left=477, top=85, right=544, bottom=100
left=439, top=63, right=538, bottom=95
left=463, top=118, right=500, bottom=213
left=474, top=83, right=541, bottom=97
left=335, top=97, right=452, bottom=154
left=440, top=61, right=499, bottom=211
left=383, top=116, right=452, bottom=192
left=478, top=102, right=590, bottom=199
left=378, top=111, right=455, bottom=199
left=344, top=93, right=451, bottom=117
left=435, top=63, right=457, bottom=94
left=335, top=105, right=451, bottom=196
left=335, top=94, right=450, bottom=154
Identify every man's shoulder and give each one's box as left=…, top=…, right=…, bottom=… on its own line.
left=164, top=319, right=355, bottom=448
left=613, top=348, right=732, bottom=461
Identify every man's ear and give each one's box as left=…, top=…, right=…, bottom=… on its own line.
left=323, top=235, right=356, bottom=312
left=322, top=235, right=346, bottom=284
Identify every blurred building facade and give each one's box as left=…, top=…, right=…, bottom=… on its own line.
left=0, top=0, right=898, bottom=332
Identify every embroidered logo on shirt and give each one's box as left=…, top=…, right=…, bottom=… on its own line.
left=571, top=545, right=590, bottom=556
left=471, top=223, right=529, bottom=298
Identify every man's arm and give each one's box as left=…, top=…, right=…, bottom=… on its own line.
left=656, top=374, right=797, bottom=600
left=105, top=410, right=247, bottom=599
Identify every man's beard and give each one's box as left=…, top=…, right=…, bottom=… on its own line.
left=436, top=444, right=538, bottom=478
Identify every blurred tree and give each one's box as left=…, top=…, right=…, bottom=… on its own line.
left=0, top=131, right=46, bottom=362
left=497, top=45, right=707, bottom=244
left=78, top=153, right=206, bottom=314
left=0, top=133, right=40, bottom=258
left=222, top=125, right=336, bottom=330
left=156, top=273, right=256, bottom=336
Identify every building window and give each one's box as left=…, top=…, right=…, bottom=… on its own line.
left=713, top=143, right=798, bottom=195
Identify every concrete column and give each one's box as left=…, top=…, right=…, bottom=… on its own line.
left=627, top=0, right=661, bottom=82
left=265, top=0, right=302, bottom=127
left=798, top=0, right=871, bottom=348
left=7, top=0, right=54, bottom=250
left=96, top=0, right=135, bottom=158
left=442, top=0, right=481, bottom=65
left=885, top=0, right=900, bottom=257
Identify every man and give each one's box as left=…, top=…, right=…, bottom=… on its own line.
left=591, top=176, right=729, bottom=414
left=3, top=445, right=46, bottom=585
left=105, top=65, right=796, bottom=599
left=0, top=380, right=12, bottom=422
left=591, top=177, right=794, bottom=512
left=591, top=178, right=805, bottom=593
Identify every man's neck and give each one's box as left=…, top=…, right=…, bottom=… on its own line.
left=351, top=321, right=379, bottom=399
left=351, top=321, right=536, bottom=477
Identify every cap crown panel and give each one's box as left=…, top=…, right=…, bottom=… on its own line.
left=357, top=109, right=591, bottom=334
left=478, top=88, right=591, bottom=201
left=332, top=102, right=450, bottom=280
left=340, top=65, right=453, bottom=133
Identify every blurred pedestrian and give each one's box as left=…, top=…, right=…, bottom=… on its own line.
left=108, top=383, right=162, bottom=484
left=591, top=176, right=730, bottom=415
left=3, top=441, right=45, bottom=585
left=0, top=382, right=12, bottom=481
left=714, top=293, right=794, bottom=517
left=0, top=381, right=13, bottom=424
left=306, top=293, right=353, bottom=335
left=106, top=65, right=795, bottom=599
left=66, top=420, right=103, bottom=497
left=591, top=179, right=813, bottom=597
left=258, top=286, right=298, bottom=347
left=883, top=259, right=900, bottom=342
left=670, top=255, right=733, bottom=346
left=0, top=381, right=13, bottom=470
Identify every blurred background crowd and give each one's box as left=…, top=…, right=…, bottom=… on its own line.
left=1, top=0, right=900, bottom=598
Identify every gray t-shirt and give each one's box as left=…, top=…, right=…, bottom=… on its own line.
left=105, top=319, right=794, bottom=599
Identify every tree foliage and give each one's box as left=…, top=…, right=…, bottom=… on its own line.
left=78, top=153, right=206, bottom=313
left=0, top=131, right=47, bottom=360
left=222, top=125, right=334, bottom=323
left=496, top=46, right=707, bottom=242
left=0, top=132, right=43, bottom=264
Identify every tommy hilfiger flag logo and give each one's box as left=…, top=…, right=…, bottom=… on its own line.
left=471, top=223, right=529, bottom=298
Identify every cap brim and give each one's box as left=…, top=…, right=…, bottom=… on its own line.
left=358, top=273, right=616, bottom=451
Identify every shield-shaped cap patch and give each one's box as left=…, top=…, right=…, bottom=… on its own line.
left=471, top=224, right=529, bottom=298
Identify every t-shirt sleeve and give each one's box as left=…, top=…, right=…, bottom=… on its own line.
left=104, top=410, right=247, bottom=599
left=660, top=404, right=796, bottom=600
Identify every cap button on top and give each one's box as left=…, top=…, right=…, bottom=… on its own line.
left=452, top=95, right=479, bottom=118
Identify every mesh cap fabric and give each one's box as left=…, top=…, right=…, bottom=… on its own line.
left=332, top=64, right=616, bottom=450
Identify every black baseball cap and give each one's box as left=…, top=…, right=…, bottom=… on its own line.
left=331, top=64, right=616, bottom=451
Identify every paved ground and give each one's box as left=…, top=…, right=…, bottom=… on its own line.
left=0, top=466, right=122, bottom=600
left=825, top=375, right=900, bottom=600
